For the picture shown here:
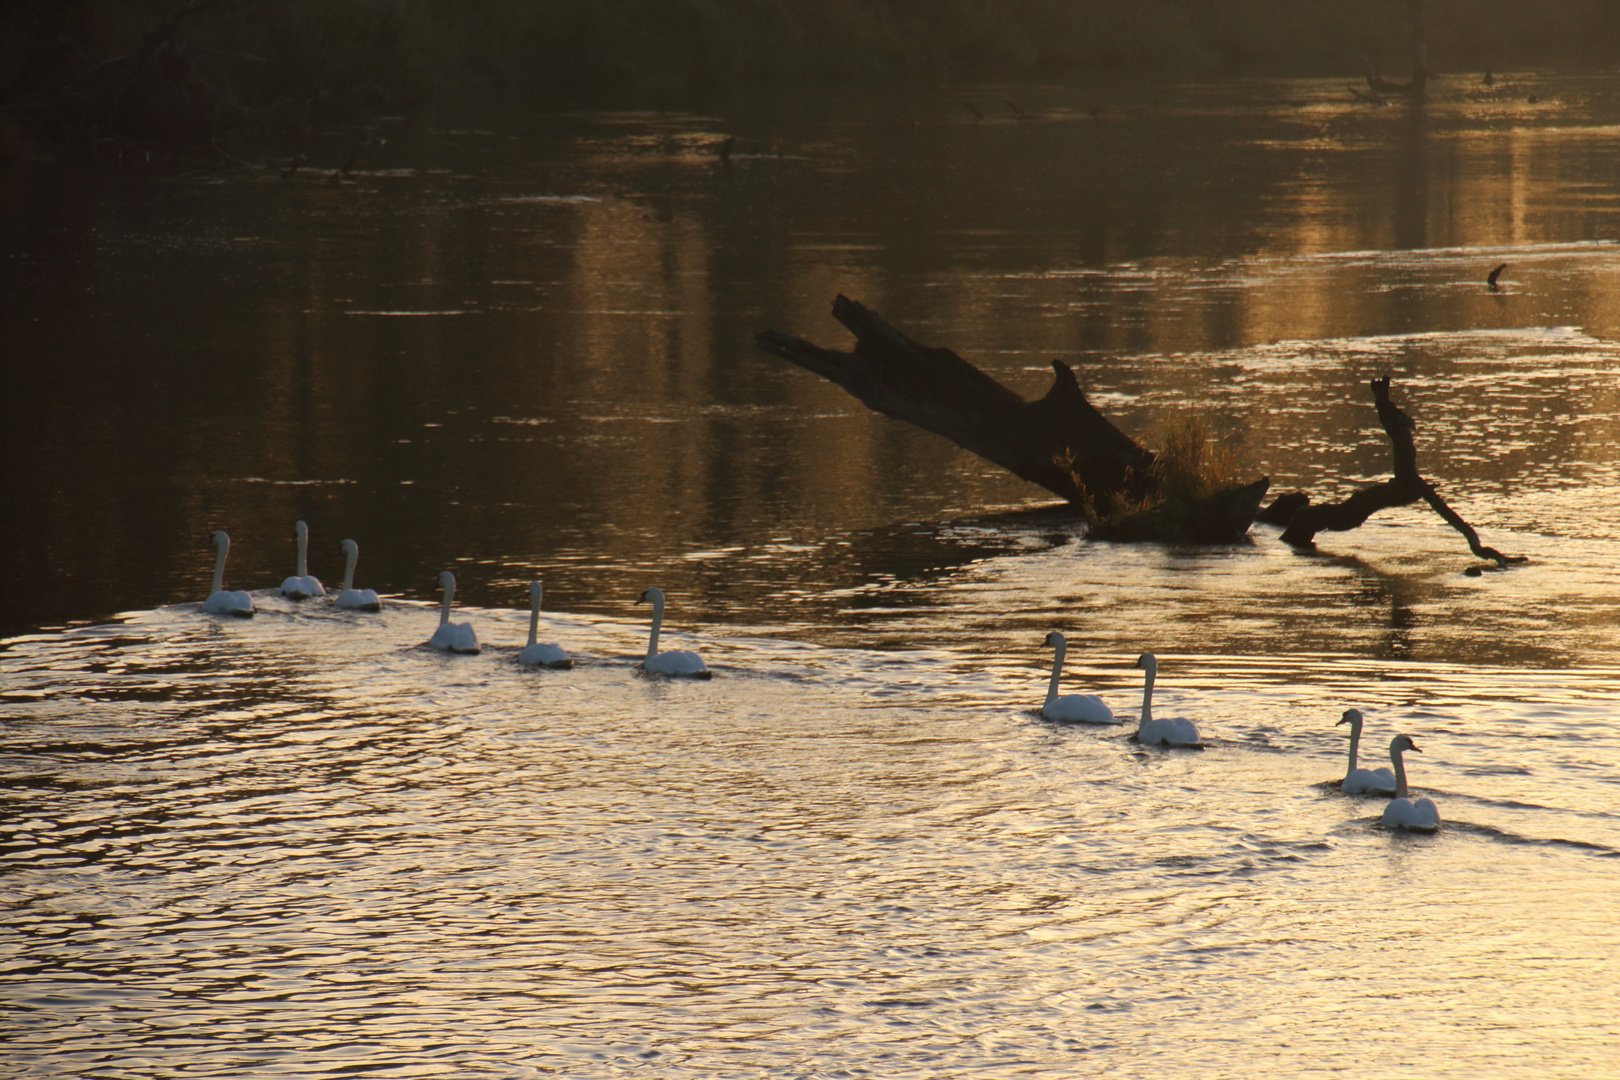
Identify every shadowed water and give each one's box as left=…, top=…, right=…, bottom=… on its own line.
left=4, top=72, right=1620, bottom=1077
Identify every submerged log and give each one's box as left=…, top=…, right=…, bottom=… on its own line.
left=755, top=295, right=1269, bottom=542
left=1265, top=378, right=1525, bottom=567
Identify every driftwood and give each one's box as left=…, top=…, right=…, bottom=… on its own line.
left=1260, top=377, right=1524, bottom=567
left=755, top=295, right=1270, bottom=543
left=758, top=297, right=1521, bottom=563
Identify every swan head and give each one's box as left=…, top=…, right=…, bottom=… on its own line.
left=212, top=530, right=230, bottom=548
left=341, top=539, right=359, bottom=557
left=1337, top=708, right=1364, bottom=729
left=439, top=571, right=456, bottom=591
left=1044, top=630, right=1065, bottom=649
left=295, top=520, right=308, bottom=539
left=1134, top=652, right=1157, bottom=674
left=1390, top=733, right=1421, bottom=755
left=639, top=586, right=664, bottom=606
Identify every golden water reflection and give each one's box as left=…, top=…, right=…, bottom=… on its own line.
left=2, top=75, right=1619, bottom=670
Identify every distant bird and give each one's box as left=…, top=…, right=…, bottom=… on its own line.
left=638, top=586, right=709, bottom=677
left=1483, top=69, right=1495, bottom=87
left=517, top=581, right=571, bottom=669
left=429, top=571, right=480, bottom=654
left=202, top=531, right=255, bottom=617
left=1039, top=631, right=1117, bottom=724
left=1337, top=708, right=1397, bottom=795
left=335, top=539, right=381, bottom=611
left=1381, top=734, right=1441, bottom=832
left=1132, top=653, right=1201, bottom=747
left=1004, top=100, right=1029, bottom=120
left=280, top=520, right=325, bottom=600
left=1488, top=263, right=1507, bottom=289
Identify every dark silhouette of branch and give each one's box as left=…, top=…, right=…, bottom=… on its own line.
left=1273, top=378, right=1524, bottom=566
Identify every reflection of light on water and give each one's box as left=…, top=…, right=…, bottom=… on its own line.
left=3, top=603, right=1619, bottom=1076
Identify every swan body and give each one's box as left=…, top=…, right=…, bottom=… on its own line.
left=1132, top=653, right=1201, bottom=746
left=1381, top=734, right=1441, bottom=832
left=428, top=571, right=480, bottom=654
left=1337, top=708, right=1397, bottom=795
left=279, top=520, right=325, bottom=600
left=639, top=586, right=709, bottom=677
left=335, top=539, right=382, bottom=611
left=518, top=581, right=572, bottom=668
left=1039, top=631, right=1117, bottom=723
left=201, top=530, right=255, bottom=617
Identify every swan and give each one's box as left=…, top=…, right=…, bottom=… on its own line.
left=279, top=520, right=325, bottom=599
left=638, top=586, right=709, bottom=677
left=1132, top=653, right=1201, bottom=746
left=517, top=581, right=571, bottom=668
left=1381, top=734, right=1441, bottom=832
left=1039, top=631, right=1117, bottom=723
left=335, top=539, right=382, bottom=611
left=201, top=530, right=255, bottom=617
left=428, top=571, right=480, bottom=654
left=1337, top=708, right=1397, bottom=795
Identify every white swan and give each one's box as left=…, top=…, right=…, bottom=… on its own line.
left=428, top=571, right=480, bottom=654
left=279, top=520, right=325, bottom=600
left=335, top=539, right=382, bottom=611
left=1381, top=734, right=1441, bottom=832
left=201, top=530, right=255, bottom=617
left=639, top=586, right=709, bottom=677
left=1337, top=708, right=1397, bottom=795
left=518, top=581, right=572, bottom=668
left=1132, top=653, right=1201, bottom=746
left=1039, top=631, right=1117, bottom=723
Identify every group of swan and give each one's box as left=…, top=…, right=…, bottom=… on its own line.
left=1041, top=631, right=1440, bottom=831
left=425, top=577, right=706, bottom=674
left=202, top=525, right=705, bottom=676
left=207, top=524, right=381, bottom=615
left=1336, top=708, right=1440, bottom=830
left=1041, top=632, right=1198, bottom=746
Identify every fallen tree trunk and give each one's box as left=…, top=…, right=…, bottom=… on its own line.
left=755, top=295, right=1270, bottom=543
left=1261, top=377, right=1525, bottom=567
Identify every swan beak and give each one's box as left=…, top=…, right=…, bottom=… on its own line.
left=1409, top=743, right=1422, bottom=753
left=1335, top=717, right=1348, bottom=726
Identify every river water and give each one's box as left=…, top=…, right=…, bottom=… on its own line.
left=3, top=73, right=1620, bottom=1077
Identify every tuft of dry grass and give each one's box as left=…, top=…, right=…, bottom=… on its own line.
left=1085, top=415, right=1242, bottom=542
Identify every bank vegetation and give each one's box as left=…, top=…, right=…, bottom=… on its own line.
left=3, top=0, right=1617, bottom=163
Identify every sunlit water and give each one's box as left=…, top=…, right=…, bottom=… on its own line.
left=5, top=73, right=1620, bottom=1077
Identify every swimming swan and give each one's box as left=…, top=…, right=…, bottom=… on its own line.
left=202, top=530, right=255, bottom=617
left=1381, top=734, right=1441, bottom=832
left=1337, top=708, right=1396, bottom=795
left=1132, top=653, right=1201, bottom=746
left=1039, top=631, right=1117, bottom=723
left=335, top=539, right=381, bottom=611
left=638, top=586, right=709, bottom=677
left=279, top=520, right=325, bottom=599
left=518, top=580, right=572, bottom=668
left=428, top=571, right=480, bottom=654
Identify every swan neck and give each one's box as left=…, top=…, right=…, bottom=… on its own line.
left=296, top=522, right=309, bottom=577
left=439, top=582, right=453, bottom=626
left=528, top=589, right=541, bottom=647
left=1391, top=746, right=1409, bottom=798
left=1345, top=723, right=1361, bottom=776
left=646, top=595, right=664, bottom=661
left=1044, top=640, right=1065, bottom=707
left=211, top=535, right=228, bottom=593
left=342, top=544, right=357, bottom=592
left=1139, top=666, right=1155, bottom=726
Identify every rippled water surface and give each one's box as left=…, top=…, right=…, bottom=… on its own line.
left=4, top=73, right=1620, bottom=1077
